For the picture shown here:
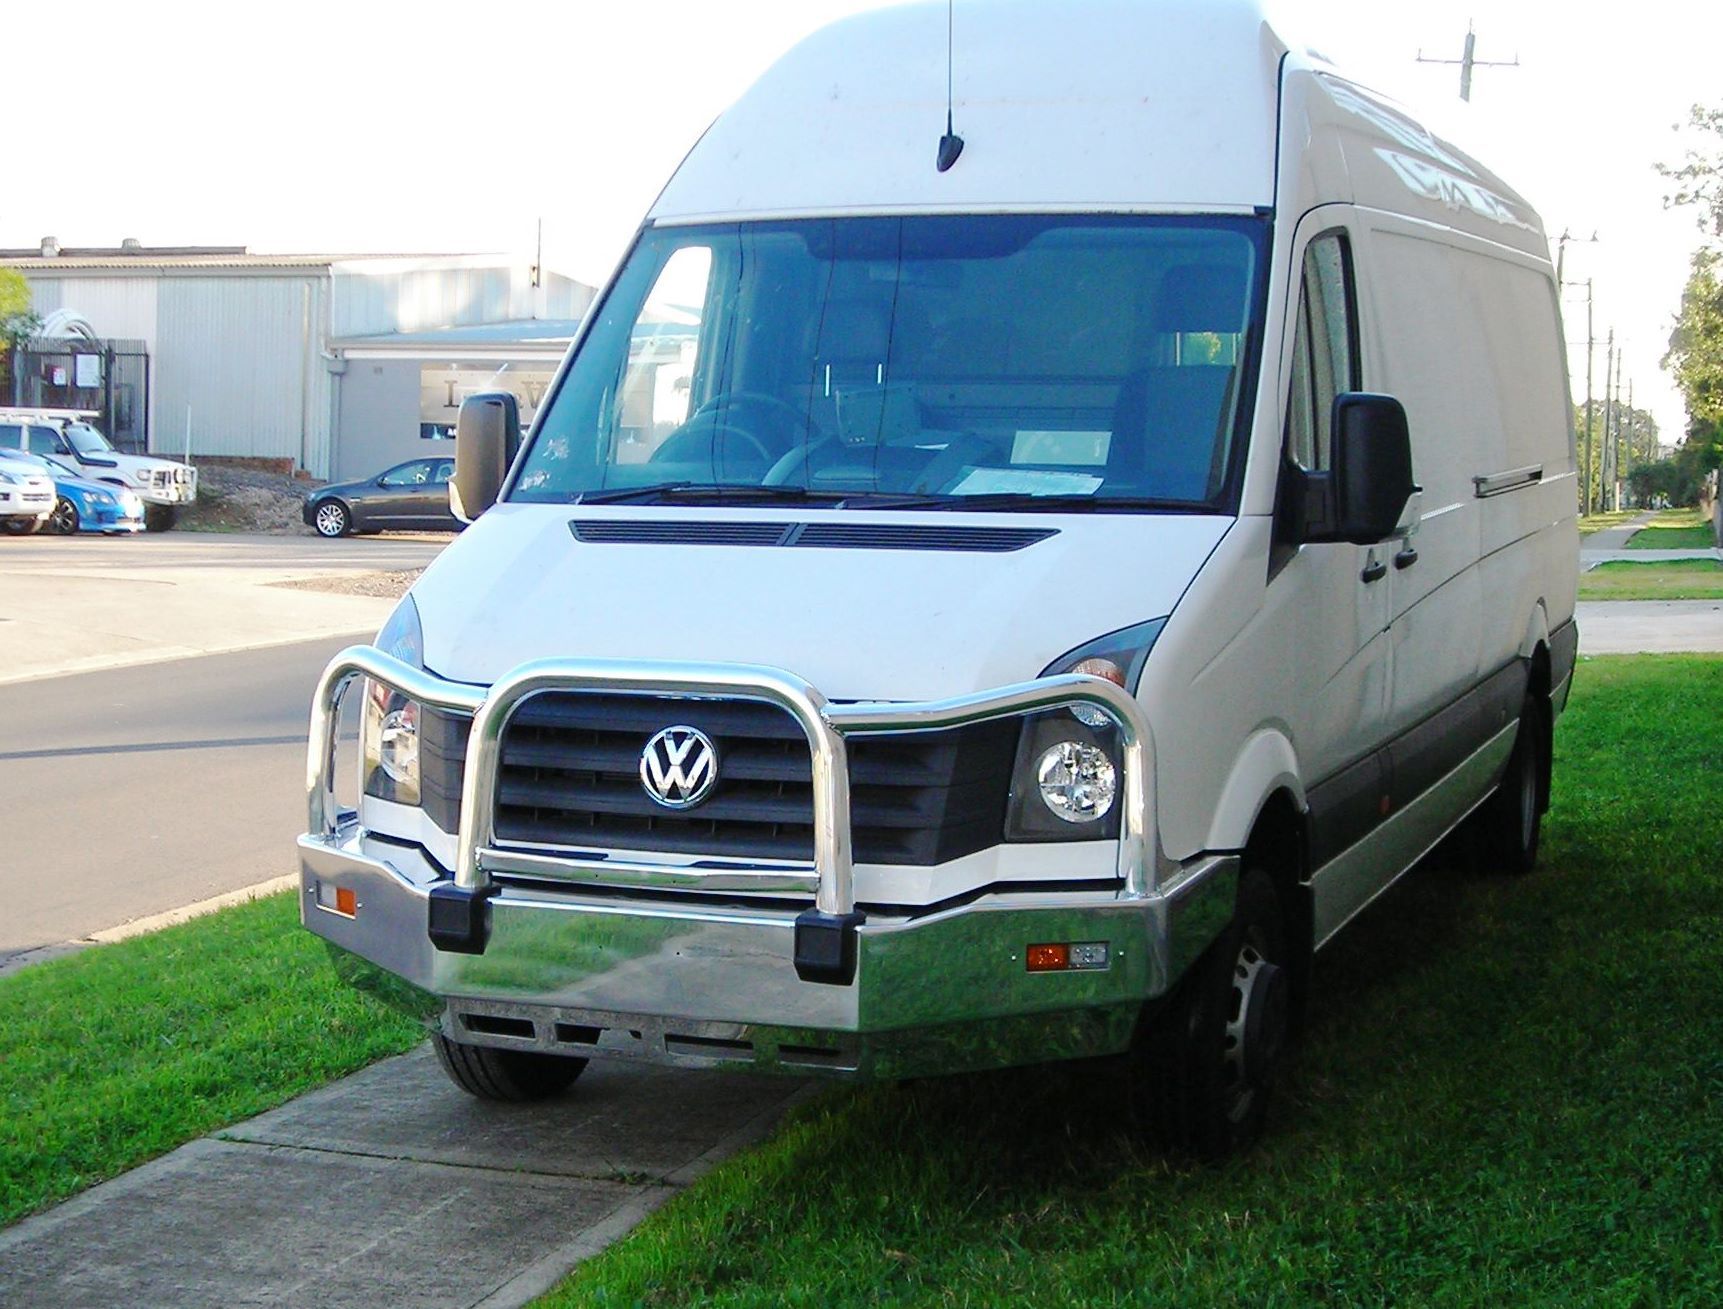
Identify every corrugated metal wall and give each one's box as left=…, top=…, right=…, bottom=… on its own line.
left=155, top=275, right=326, bottom=468
left=25, top=277, right=159, bottom=342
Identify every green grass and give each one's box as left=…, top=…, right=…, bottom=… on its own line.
left=1579, top=558, right=1723, bottom=601
left=0, top=893, right=421, bottom=1228
left=544, top=656, right=1723, bottom=1307
left=1624, top=507, right=1715, bottom=551
left=1576, top=508, right=1644, bottom=537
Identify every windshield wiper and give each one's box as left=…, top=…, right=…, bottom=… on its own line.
left=574, top=483, right=856, bottom=506
left=850, top=493, right=1205, bottom=513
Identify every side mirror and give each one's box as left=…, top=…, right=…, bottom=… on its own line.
left=1290, top=393, right=1418, bottom=546
left=451, top=392, right=521, bottom=523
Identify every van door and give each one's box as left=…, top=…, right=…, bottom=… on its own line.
left=1269, top=215, right=1393, bottom=884
left=1355, top=220, right=1493, bottom=821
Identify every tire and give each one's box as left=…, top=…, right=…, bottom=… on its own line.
left=48, top=498, right=80, bottom=535
left=313, top=499, right=352, bottom=538
left=143, top=504, right=177, bottom=532
left=431, top=1032, right=588, bottom=1102
left=1133, top=868, right=1292, bottom=1158
left=1, top=516, right=41, bottom=535
left=1472, top=693, right=1549, bottom=874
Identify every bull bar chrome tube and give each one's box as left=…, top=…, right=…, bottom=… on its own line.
left=306, top=646, right=1159, bottom=929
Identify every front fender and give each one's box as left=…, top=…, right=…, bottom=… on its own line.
left=1204, top=727, right=1304, bottom=852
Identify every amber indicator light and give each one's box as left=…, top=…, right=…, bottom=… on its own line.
left=1026, top=943, right=1070, bottom=972
left=334, top=886, right=357, bottom=917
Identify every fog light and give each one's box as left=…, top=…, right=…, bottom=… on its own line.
left=1035, top=740, right=1117, bottom=823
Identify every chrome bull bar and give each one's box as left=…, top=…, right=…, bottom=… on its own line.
left=307, top=646, right=1158, bottom=973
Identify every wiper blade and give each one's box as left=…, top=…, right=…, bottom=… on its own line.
left=575, top=483, right=854, bottom=506
left=859, top=493, right=1203, bottom=513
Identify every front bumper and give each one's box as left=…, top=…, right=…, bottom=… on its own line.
left=298, top=647, right=1238, bottom=1079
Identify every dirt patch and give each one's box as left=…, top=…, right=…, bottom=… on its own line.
left=271, top=569, right=423, bottom=599
left=178, top=466, right=318, bottom=535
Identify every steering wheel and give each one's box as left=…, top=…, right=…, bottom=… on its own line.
left=652, top=391, right=809, bottom=470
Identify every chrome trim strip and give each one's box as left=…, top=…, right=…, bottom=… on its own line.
left=1473, top=465, right=1543, bottom=498
left=478, top=845, right=821, bottom=894
left=308, top=647, right=1158, bottom=921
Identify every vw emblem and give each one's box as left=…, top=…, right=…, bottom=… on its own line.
left=639, top=726, right=719, bottom=809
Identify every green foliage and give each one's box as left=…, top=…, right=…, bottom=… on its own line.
left=1659, top=103, right=1723, bottom=238
left=547, top=656, right=1723, bottom=1308
left=1579, top=560, right=1723, bottom=601
left=1665, top=249, right=1723, bottom=430
left=0, top=893, right=423, bottom=1227
left=0, top=267, right=39, bottom=350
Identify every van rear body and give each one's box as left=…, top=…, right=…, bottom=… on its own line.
left=299, top=0, right=1576, bottom=1149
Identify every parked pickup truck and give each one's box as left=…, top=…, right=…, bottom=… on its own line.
left=0, top=408, right=196, bottom=531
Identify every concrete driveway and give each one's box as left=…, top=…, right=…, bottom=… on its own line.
left=0, top=532, right=448, bottom=684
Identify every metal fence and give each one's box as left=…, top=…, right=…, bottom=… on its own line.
left=9, top=338, right=151, bottom=453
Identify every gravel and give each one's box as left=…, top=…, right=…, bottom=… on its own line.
left=271, top=569, right=423, bottom=599
left=178, top=466, right=318, bottom=535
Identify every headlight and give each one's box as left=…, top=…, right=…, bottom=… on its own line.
left=0, top=471, right=14, bottom=485
left=361, top=595, right=425, bottom=806
left=91, top=491, right=114, bottom=505
left=1004, top=618, right=1166, bottom=842
left=1036, top=740, right=1117, bottom=823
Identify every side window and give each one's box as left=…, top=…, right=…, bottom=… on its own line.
left=380, top=461, right=430, bottom=487
left=613, top=245, right=713, bottom=462
left=1284, top=232, right=1358, bottom=471
left=0, top=424, right=21, bottom=449
left=432, top=460, right=454, bottom=484
left=27, top=426, right=63, bottom=456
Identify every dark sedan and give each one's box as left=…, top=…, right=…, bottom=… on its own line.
left=303, top=458, right=460, bottom=537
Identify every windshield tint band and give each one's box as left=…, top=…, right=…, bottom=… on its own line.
left=513, top=214, right=1270, bottom=512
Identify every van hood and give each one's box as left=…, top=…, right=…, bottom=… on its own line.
left=411, top=504, right=1229, bottom=701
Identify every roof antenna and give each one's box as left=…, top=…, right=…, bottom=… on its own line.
left=936, top=0, right=964, bottom=171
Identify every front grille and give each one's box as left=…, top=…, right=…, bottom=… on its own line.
left=419, top=694, right=1018, bottom=866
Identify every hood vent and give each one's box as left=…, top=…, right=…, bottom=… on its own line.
left=570, top=520, right=1056, bottom=553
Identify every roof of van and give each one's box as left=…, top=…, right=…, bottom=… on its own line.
left=648, top=0, right=1547, bottom=255
left=649, top=0, right=1288, bottom=222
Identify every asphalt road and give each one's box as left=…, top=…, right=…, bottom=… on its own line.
left=0, top=636, right=360, bottom=963
left=0, top=530, right=448, bottom=576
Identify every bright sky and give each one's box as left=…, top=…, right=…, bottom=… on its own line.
left=5, top=0, right=1717, bottom=443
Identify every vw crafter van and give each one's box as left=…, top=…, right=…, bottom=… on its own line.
left=300, top=0, right=1578, bottom=1154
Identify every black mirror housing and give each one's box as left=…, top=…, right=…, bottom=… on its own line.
left=452, top=392, right=521, bottom=523
left=1291, top=393, right=1417, bottom=546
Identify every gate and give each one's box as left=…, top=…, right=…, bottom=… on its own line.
left=10, top=337, right=151, bottom=454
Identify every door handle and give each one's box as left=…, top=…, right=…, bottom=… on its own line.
left=1361, top=559, right=1387, bottom=584
left=1394, top=547, right=1419, bottom=570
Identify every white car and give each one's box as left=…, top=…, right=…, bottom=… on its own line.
left=0, top=452, right=55, bottom=535
left=0, top=410, right=197, bottom=531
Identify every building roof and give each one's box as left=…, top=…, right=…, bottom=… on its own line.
left=334, top=319, right=588, bottom=348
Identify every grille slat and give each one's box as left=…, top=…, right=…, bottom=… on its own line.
left=419, top=693, right=1017, bottom=866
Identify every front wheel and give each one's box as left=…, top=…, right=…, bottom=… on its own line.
left=313, top=499, right=352, bottom=538
left=1472, top=693, right=1549, bottom=874
left=49, top=498, right=81, bottom=535
left=431, top=1033, right=588, bottom=1102
left=1133, top=868, right=1292, bottom=1158
left=143, top=504, right=177, bottom=532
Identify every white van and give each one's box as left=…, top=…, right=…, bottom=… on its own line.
left=299, top=0, right=1577, bottom=1154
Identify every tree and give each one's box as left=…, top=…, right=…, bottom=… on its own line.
left=1664, top=248, right=1723, bottom=431
left=1658, top=103, right=1723, bottom=239
left=0, top=268, right=38, bottom=349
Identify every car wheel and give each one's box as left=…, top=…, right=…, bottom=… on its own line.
left=48, top=498, right=81, bottom=535
left=143, top=504, right=177, bottom=532
left=431, top=1032, right=588, bottom=1102
left=1471, top=693, right=1549, bottom=874
left=1, top=516, right=41, bottom=536
left=1133, top=868, right=1291, bottom=1158
left=313, top=500, right=353, bottom=538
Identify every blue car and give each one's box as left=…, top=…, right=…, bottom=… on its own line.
left=11, top=451, right=146, bottom=534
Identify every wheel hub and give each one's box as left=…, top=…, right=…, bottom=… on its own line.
left=1221, top=944, right=1288, bottom=1113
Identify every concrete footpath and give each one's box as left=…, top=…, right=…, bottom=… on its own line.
left=0, top=1048, right=812, bottom=1308
left=1577, top=514, right=1723, bottom=653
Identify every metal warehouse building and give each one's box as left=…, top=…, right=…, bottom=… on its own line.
left=2, top=240, right=594, bottom=479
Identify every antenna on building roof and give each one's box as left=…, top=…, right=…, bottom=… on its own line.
left=936, top=0, right=964, bottom=172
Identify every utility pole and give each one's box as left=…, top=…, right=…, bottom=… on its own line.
left=1417, top=22, right=1520, bottom=101
left=1602, top=330, right=1615, bottom=513
left=1581, top=280, right=1595, bottom=515
left=1555, top=229, right=1598, bottom=292
left=1612, top=346, right=1625, bottom=512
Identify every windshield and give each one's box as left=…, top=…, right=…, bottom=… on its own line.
left=514, top=214, right=1266, bottom=510
left=66, top=423, right=115, bottom=456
